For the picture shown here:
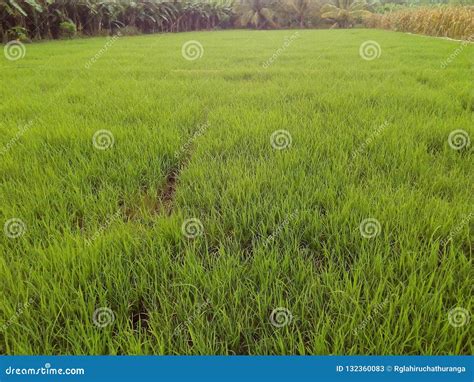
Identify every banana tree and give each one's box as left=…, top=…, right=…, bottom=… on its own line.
left=277, top=0, right=320, bottom=28
left=0, top=0, right=242, bottom=41
left=235, top=0, right=277, bottom=29
left=320, top=0, right=371, bottom=28
left=0, top=0, right=27, bottom=40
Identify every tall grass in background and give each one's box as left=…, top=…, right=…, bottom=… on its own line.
left=364, top=6, right=474, bottom=40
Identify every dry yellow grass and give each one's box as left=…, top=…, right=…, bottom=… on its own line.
left=365, top=6, right=474, bottom=40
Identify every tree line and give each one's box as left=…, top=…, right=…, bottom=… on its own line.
left=1, top=0, right=472, bottom=42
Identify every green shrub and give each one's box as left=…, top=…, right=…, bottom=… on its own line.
left=118, top=26, right=141, bottom=36
left=59, top=21, right=77, bottom=38
left=7, top=26, right=29, bottom=41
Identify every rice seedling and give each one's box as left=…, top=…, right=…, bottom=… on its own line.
left=0, top=29, right=472, bottom=355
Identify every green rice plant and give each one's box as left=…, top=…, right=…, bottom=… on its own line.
left=0, top=29, right=472, bottom=355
